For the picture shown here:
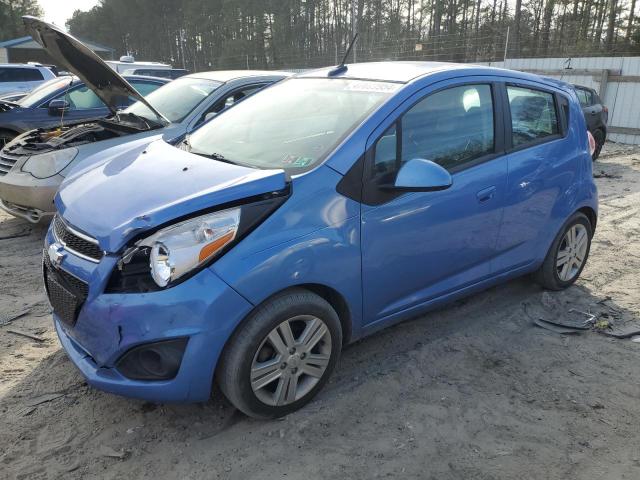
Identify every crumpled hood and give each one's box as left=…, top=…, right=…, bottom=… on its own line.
left=56, top=140, right=287, bottom=252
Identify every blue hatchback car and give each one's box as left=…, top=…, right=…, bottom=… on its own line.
left=44, top=62, right=598, bottom=418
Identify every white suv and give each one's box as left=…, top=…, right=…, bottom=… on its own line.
left=0, top=63, right=56, bottom=97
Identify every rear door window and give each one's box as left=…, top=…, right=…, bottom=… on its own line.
left=129, top=80, right=163, bottom=97
left=0, top=67, right=44, bottom=82
left=507, top=86, right=559, bottom=148
left=196, top=84, right=268, bottom=126
left=575, top=88, right=595, bottom=107
left=575, top=88, right=589, bottom=107
left=372, top=84, right=495, bottom=184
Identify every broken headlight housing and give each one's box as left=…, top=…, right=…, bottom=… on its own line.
left=144, top=207, right=241, bottom=287
left=106, top=193, right=289, bottom=293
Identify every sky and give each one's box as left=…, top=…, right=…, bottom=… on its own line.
left=39, top=0, right=100, bottom=29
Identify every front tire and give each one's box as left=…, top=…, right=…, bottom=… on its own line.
left=217, top=288, right=342, bottom=419
left=534, top=212, right=592, bottom=290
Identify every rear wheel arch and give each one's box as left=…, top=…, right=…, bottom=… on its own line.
left=578, top=206, right=597, bottom=233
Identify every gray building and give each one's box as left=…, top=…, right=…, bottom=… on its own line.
left=0, top=35, right=114, bottom=65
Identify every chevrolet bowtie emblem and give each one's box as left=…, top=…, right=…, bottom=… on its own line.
left=48, top=242, right=65, bottom=267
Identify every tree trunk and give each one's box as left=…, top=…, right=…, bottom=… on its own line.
left=605, top=0, right=617, bottom=48
left=514, top=0, right=523, bottom=56
left=626, top=0, right=637, bottom=41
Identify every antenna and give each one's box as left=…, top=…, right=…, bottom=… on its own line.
left=329, top=33, right=358, bottom=76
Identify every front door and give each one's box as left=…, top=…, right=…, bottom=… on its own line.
left=44, top=85, right=109, bottom=129
left=361, top=81, right=508, bottom=325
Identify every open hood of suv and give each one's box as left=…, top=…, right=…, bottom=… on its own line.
left=23, top=16, right=165, bottom=120
left=56, top=140, right=288, bottom=252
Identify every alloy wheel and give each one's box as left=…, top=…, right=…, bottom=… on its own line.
left=556, top=224, right=589, bottom=282
left=250, top=315, right=332, bottom=406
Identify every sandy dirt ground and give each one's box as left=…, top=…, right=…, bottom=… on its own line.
left=1, top=143, right=639, bottom=480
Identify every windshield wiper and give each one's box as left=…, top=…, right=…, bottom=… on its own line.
left=191, top=150, right=240, bottom=165
left=116, top=111, right=162, bottom=129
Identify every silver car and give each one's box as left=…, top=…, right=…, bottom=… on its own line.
left=0, top=17, right=290, bottom=223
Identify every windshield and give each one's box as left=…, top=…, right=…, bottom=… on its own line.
left=125, top=77, right=222, bottom=123
left=18, top=77, right=74, bottom=107
left=187, top=78, right=400, bottom=172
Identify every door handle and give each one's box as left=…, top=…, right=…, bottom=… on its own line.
left=476, top=186, right=496, bottom=203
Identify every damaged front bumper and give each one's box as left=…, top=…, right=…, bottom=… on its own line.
left=0, top=166, right=60, bottom=222
left=44, top=225, right=254, bottom=403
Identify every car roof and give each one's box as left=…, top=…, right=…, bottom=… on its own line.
left=42, top=74, right=168, bottom=85
left=0, top=63, right=47, bottom=69
left=296, top=61, right=573, bottom=91
left=121, top=74, right=171, bottom=83
left=126, top=67, right=186, bottom=72
left=184, top=70, right=293, bottom=82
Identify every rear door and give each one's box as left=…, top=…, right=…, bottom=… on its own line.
left=360, top=79, right=508, bottom=325
left=493, top=82, right=576, bottom=272
left=575, top=87, right=601, bottom=132
left=47, top=84, right=109, bottom=125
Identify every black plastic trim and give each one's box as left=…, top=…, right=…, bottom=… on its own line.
left=335, top=153, right=364, bottom=202
left=116, top=338, right=189, bottom=381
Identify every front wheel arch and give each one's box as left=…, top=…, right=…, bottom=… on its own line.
left=215, top=287, right=343, bottom=417
left=243, top=285, right=353, bottom=346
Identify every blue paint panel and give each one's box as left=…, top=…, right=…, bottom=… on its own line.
left=48, top=63, right=597, bottom=404
left=57, top=140, right=287, bottom=252
left=45, top=229, right=253, bottom=403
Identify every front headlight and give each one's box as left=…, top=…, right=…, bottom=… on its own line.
left=107, top=193, right=290, bottom=293
left=139, top=207, right=241, bottom=287
left=22, top=147, right=78, bottom=179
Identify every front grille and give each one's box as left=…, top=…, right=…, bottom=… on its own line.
left=0, top=151, right=19, bottom=176
left=43, top=251, right=89, bottom=326
left=53, top=215, right=103, bottom=262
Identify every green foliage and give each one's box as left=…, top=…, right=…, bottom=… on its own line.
left=59, top=0, right=640, bottom=69
left=0, top=0, right=42, bottom=40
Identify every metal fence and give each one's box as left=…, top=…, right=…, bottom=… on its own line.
left=475, top=57, right=640, bottom=145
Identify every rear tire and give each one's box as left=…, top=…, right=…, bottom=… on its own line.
left=592, top=129, right=605, bottom=161
left=217, top=288, right=342, bottom=419
left=534, top=212, right=592, bottom=290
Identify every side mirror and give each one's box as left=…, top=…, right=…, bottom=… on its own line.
left=393, top=158, right=452, bottom=191
left=204, top=112, right=217, bottom=122
left=48, top=99, right=69, bottom=115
